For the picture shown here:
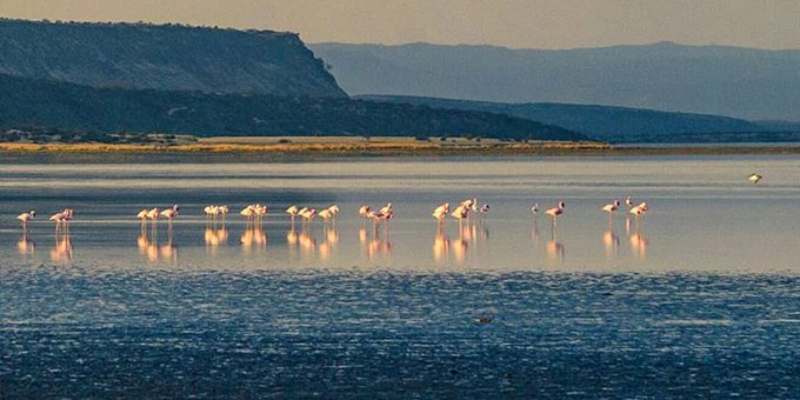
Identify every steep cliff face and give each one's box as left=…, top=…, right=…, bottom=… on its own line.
left=0, top=19, right=346, bottom=97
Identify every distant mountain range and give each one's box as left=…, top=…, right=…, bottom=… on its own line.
left=0, top=18, right=345, bottom=98
left=311, top=41, right=800, bottom=121
left=0, top=73, right=584, bottom=140
left=360, top=95, right=799, bottom=142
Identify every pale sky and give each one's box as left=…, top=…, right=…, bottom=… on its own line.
left=1, top=0, right=798, bottom=49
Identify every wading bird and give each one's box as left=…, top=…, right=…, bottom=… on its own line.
left=432, top=203, right=449, bottom=221
left=17, top=210, right=36, bottom=228
left=545, top=201, right=566, bottom=225
left=748, top=173, right=762, bottom=184
left=160, top=205, right=180, bottom=222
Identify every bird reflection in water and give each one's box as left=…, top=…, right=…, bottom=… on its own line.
left=241, top=221, right=267, bottom=254
left=318, top=225, right=339, bottom=261
left=602, top=228, right=620, bottom=258
left=204, top=226, right=229, bottom=256
left=365, top=224, right=392, bottom=262
left=434, top=220, right=490, bottom=266
left=137, top=224, right=177, bottom=264
left=546, top=225, right=565, bottom=263
left=432, top=224, right=450, bottom=264
left=17, top=231, right=36, bottom=260
left=50, top=226, right=73, bottom=264
left=629, top=230, right=649, bottom=260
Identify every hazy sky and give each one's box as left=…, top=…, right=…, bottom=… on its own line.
left=2, top=0, right=798, bottom=49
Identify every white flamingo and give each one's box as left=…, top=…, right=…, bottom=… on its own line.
left=358, top=205, right=372, bottom=219
left=318, top=207, right=335, bottom=221
left=531, top=203, right=539, bottom=215
left=602, top=200, right=621, bottom=214
left=630, top=202, right=649, bottom=218
left=379, top=203, right=393, bottom=215
left=450, top=204, right=469, bottom=222
left=17, top=210, right=36, bottom=227
left=160, top=205, right=180, bottom=221
left=432, top=203, right=449, bottom=221
left=286, top=205, right=300, bottom=221
left=145, top=208, right=160, bottom=221
left=748, top=173, right=762, bottom=184
left=299, top=207, right=317, bottom=222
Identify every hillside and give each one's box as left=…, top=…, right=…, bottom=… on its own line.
left=360, top=95, right=783, bottom=142
left=0, top=74, right=585, bottom=141
left=311, top=42, right=800, bottom=120
left=0, top=18, right=345, bottom=97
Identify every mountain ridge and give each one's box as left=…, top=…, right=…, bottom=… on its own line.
left=311, top=41, right=800, bottom=120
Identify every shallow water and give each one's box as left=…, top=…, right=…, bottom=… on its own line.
left=2, top=154, right=800, bottom=398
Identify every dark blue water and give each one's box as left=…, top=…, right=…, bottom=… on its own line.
left=3, top=269, right=800, bottom=399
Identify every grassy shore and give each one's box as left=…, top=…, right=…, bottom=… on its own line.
left=0, top=136, right=799, bottom=155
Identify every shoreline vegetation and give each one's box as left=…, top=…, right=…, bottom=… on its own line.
left=1, top=136, right=799, bottom=156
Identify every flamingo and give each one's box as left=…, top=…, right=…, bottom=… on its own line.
left=218, top=205, right=229, bottom=220
left=630, top=202, right=649, bottom=218
left=432, top=203, right=449, bottom=221
left=136, top=209, right=149, bottom=221
left=358, top=205, right=372, bottom=219
left=318, top=207, right=335, bottom=221
left=625, top=196, right=634, bottom=209
left=17, top=210, right=36, bottom=227
left=479, top=204, right=490, bottom=214
left=160, top=205, right=180, bottom=221
left=601, top=200, right=621, bottom=223
left=531, top=203, right=539, bottom=215
left=450, top=204, right=469, bottom=221
left=241, top=205, right=256, bottom=220
left=379, top=203, right=393, bottom=215
left=286, top=205, right=300, bottom=221
left=299, top=207, right=317, bottom=222
left=545, top=201, right=565, bottom=225
left=370, top=209, right=394, bottom=224
left=49, top=209, right=68, bottom=226
left=748, top=173, right=762, bottom=184
left=145, top=208, right=160, bottom=221
left=252, top=204, right=268, bottom=220
left=203, top=205, right=220, bottom=220
left=327, top=205, right=340, bottom=218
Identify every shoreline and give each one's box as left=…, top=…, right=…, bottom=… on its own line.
left=1, top=138, right=800, bottom=156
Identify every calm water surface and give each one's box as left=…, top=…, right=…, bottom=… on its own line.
left=2, top=154, right=800, bottom=398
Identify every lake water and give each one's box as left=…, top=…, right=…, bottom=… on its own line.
left=2, top=154, right=800, bottom=398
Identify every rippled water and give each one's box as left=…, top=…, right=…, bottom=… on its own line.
left=2, top=154, right=800, bottom=398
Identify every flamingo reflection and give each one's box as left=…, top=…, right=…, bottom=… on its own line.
left=366, top=224, right=392, bottom=262
left=602, top=228, right=620, bottom=257
left=318, top=225, right=340, bottom=261
left=137, top=224, right=177, bottom=264
left=204, top=225, right=229, bottom=255
left=17, top=231, right=35, bottom=259
left=546, top=227, right=565, bottom=263
left=50, top=227, right=73, bottom=263
left=432, top=224, right=450, bottom=264
left=241, top=223, right=268, bottom=253
left=629, top=230, right=649, bottom=260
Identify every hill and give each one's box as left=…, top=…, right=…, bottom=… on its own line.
left=359, top=95, right=785, bottom=142
left=311, top=42, right=800, bottom=121
left=0, top=18, right=345, bottom=97
left=0, top=74, right=585, bottom=141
